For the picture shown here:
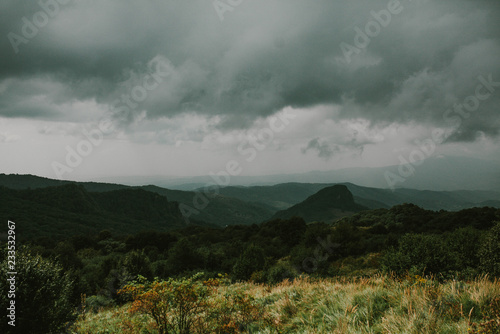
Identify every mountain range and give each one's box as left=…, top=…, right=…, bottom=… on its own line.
left=1, top=172, right=500, bottom=238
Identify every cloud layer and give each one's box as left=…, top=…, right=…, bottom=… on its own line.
left=0, top=0, right=499, bottom=173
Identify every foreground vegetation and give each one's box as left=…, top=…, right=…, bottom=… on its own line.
left=71, top=274, right=500, bottom=334
left=1, top=204, right=499, bottom=333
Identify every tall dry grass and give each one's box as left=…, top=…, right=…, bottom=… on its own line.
left=71, top=275, right=500, bottom=334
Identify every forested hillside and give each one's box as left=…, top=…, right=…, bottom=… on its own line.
left=0, top=185, right=190, bottom=238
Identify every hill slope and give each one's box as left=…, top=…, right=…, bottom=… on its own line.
left=0, top=185, right=190, bottom=238
left=270, top=185, right=367, bottom=222
left=140, top=185, right=275, bottom=226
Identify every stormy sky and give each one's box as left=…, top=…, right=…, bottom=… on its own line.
left=0, top=0, right=499, bottom=182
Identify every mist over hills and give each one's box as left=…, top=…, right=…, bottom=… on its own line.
left=96, top=156, right=500, bottom=192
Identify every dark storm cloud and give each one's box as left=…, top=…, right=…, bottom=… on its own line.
left=1, top=0, right=499, bottom=141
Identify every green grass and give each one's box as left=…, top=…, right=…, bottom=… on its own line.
left=70, top=275, right=500, bottom=334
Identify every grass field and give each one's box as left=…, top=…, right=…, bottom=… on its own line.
left=71, top=275, right=500, bottom=334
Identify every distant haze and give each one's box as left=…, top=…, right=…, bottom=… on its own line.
left=95, top=156, right=500, bottom=192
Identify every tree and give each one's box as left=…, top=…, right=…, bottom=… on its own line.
left=479, top=222, right=500, bottom=277
left=121, top=250, right=153, bottom=279
left=167, top=238, right=202, bottom=273
left=232, top=245, right=266, bottom=281
left=0, top=247, right=74, bottom=334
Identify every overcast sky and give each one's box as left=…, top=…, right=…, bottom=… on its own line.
left=1, top=0, right=499, bottom=182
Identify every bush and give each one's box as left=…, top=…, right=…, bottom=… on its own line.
left=381, top=233, right=449, bottom=276
left=0, top=247, right=75, bottom=334
left=119, top=273, right=209, bottom=334
left=266, top=262, right=298, bottom=285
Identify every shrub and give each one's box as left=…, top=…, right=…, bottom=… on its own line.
left=266, top=262, right=298, bottom=285
left=381, top=233, right=449, bottom=276
left=119, top=273, right=209, bottom=334
left=0, top=247, right=75, bottom=334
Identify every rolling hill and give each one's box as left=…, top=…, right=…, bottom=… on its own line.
left=1, top=174, right=500, bottom=232
left=0, top=174, right=275, bottom=228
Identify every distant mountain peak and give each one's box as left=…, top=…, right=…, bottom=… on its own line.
left=270, top=184, right=367, bottom=223
left=313, top=184, right=355, bottom=206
